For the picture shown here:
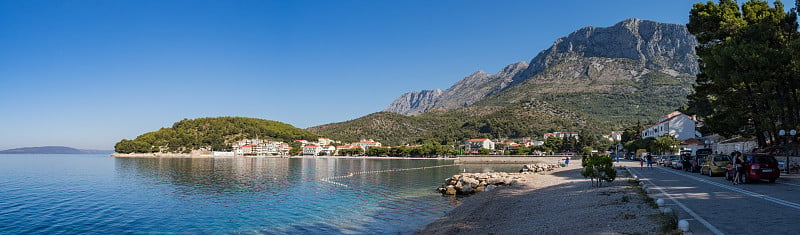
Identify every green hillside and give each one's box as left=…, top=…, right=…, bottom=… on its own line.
left=114, top=117, right=318, bottom=153
left=308, top=101, right=606, bottom=146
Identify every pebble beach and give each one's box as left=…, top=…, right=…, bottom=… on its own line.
left=417, top=163, right=663, bottom=234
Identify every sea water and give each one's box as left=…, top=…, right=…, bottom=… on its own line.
left=0, top=154, right=514, bottom=234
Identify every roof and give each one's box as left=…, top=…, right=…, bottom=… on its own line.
left=468, top=138, right=489, bottom=142
left=648, top=112, right=694, bottom=129
left=680, top=138, right=704, bottom=146
left=659, top=111, right=683, bottom=120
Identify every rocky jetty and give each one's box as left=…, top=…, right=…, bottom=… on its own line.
left=438, top=163, right=562, bottom=195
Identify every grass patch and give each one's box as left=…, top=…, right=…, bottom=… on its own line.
left=649, top=212, right=681, bottom=235
left=626, top=180, right=658, bottom=208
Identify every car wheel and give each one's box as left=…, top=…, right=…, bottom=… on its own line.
left=742, top=173, right=747, bottom=184
left=769, top=178, right=776, bottom=183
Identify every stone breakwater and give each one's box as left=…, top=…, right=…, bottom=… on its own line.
left=438, top=163, right=562, bottom=195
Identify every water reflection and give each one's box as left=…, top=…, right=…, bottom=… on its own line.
left=113, top=157, right=463, bottom=234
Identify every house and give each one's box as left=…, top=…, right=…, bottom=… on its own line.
left=679, top=138, right=706, bottom=156
left=231, top=139, right=291, bottom=156
left=504, top=143, right=522, bottom=151
left=544, top=132, right=579, bottom=139
left=465, top=138, right=495, bottom=153
left=317, top=138, right=333, bottom=146
left=641, top=111, right=699, bottom=141
left=351, top=139, right=382, bottom=151
left=716, top=137, right=758, bottom=155
left=610, top=131, right=624, bottom=141
left=302, top=145, right=322, bottom=155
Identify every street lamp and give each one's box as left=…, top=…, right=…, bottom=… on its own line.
left=779, top=129, right=796, bottom=173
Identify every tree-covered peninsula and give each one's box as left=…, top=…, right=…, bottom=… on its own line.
left=114, top=117, right=319, bottom=153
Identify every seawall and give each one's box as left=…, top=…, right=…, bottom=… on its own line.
left=455, top=155, right=575, bottom=164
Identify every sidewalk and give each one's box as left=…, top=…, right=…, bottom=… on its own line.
left=779, top=171, right=800, bottom=184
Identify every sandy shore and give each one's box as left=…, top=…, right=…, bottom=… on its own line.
left=417, top=164, right=662, bottom=234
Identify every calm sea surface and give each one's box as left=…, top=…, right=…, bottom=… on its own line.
left=0, top=154, right=520, bottom=234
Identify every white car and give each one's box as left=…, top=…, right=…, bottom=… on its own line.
left=671, top=158, right=683, bottom=169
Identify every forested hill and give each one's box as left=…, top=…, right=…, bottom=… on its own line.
left=114, top=117, right=318, bottom=153
left=1, top=146, right=84, bottom=154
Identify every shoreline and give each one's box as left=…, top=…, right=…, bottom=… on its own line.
left=417, top=163, right=662, bottom=234
left=110, top=152, right=457, bottom=160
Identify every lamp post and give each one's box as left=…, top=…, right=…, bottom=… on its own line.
left=779, top=129, right=796, bottom=173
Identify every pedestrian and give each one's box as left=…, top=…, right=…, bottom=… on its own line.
left=733, top=152, right=744, bottom=185
left=564, top=157, right=569, bottom=166
left=646, top=155, right=653, bottom=168
left=640, top=157, right=644, bottom=167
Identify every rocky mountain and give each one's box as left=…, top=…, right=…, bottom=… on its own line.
left=384, top=18, right=698, bottom=116
left=314, top=19, right=699, bottom=145
left=383, top=89, right=443, bottom=115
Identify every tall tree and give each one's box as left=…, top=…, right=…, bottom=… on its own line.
left=687, top=0, right=799, bottom=147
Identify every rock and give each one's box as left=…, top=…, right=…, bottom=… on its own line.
left=474, top=185, right=485, bottom=192
left=485, top=185, right=496, bottom=192
left=461, top=185, right=474, bottom=194
left=445, top=185, right=457, bottom=195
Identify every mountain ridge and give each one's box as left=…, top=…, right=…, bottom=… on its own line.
left=313, top=18, right=699, bottom=145
left=384, top=18, right=697, bottom=116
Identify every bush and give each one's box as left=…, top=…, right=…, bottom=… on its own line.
left=581, top=154, right=617, bottom=187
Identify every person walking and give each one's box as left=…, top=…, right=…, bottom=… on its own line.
left=646, top=155, right=653, bottom=168
left=564, top=157, right=570, bottom=166
left=733, top=152, right=744, bottom=185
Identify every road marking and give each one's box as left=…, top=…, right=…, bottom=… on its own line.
left=628, top=167, right=724, bottom=235
left=655, top=167, right=800, bottom=210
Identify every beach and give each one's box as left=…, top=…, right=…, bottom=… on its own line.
left=417, top=163, right=662, bottom=234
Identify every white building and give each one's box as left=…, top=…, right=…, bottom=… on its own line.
left=302, top=145, right=322, bottom=155
left=232, top=139, right=290, bottom=156
left=351, top=139, right=382, bottom=151
left=465, top=138, right=495, bottom=153
left=610, top=131, right=623, bottom=141
left=544, top=132, right=580, bottom=139
left=716, top=137, right=758, bottom=155
left=641, top=111, right=698, bottom=141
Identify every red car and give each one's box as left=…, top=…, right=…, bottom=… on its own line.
left=741, top=154, right=780, bottom=183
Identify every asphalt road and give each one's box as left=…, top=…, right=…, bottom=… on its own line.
left=621, top=160, right=800, bottom=235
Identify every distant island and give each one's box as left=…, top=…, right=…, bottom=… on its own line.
left=0, top=146, right=114, bottom=154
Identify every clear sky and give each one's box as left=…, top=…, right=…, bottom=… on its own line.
left=1, top=0, right=794, bottom=150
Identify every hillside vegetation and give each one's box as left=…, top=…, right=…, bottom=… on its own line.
left=115, top=117, right=318, bottom=153
left=308, top=101, right=598, bottom=146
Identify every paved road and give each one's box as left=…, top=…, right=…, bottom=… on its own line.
left=620, top=160, right=800, bottom=234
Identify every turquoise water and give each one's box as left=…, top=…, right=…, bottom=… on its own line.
left=0, top=154, right=503, bottom=234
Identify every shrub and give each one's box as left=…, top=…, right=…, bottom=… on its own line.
left=581, top=154, right=617, bottom=187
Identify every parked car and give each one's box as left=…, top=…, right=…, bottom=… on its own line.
left=701, top=155, right=731, bottom=177
left=672, top=156, right=685, bottom=169
left=664, top=155, right=678, bottom=168
left=654, top=155, right=664, bottom=165
left=741, top=154, right=780, bottom=183
left=687, top=148, right=712, bottom=173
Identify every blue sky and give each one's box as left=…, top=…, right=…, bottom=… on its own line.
left=2, top=0, right=793, bottom=150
